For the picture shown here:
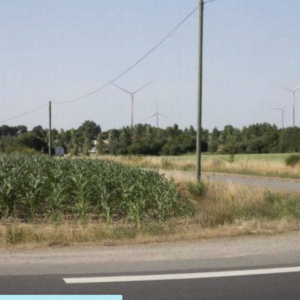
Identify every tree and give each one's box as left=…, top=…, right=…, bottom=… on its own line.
left=32, top=125, right=46, bottom=139
left=83, top=136, right=92, bottom=156
left=117, top=130, right=129, bottom=155
left=96, top=133, right=104, bottom=155
left=76, top=120, right=101, bottom=144
left=108, top=130, right=118, bottom=155
left=71, top=131, right=79, bottom=156
left=209, top=127, right=220, bottom=153
left=279, top=127, right=300, bottom=153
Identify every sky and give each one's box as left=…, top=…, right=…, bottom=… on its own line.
left=0, top=0, right=300, bottom=131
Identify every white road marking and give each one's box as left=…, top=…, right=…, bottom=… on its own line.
left=64, top=266, right=300, bottom=284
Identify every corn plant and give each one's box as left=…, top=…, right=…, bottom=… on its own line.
left=0, top=154, right=193, bottom=224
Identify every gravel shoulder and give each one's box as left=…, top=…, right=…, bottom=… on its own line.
left=1, top=233, right=300, bottom=276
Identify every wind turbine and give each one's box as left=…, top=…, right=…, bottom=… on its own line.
left=144, top=97, right=171, bottom=128
left=109, top=80, right=154, bottom=127
left=275, top=83, right=300, bottom=127
left=271, top=100, right=288, bottom=128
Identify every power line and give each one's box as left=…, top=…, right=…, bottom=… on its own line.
left=53, top=5, right=198, bottom=104
left=0, top=5, right=199, bottom=123
left=0, top=103, right=48, bottom=124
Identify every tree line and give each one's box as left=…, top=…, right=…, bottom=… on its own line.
left=0, top=121, right=299, bottom=155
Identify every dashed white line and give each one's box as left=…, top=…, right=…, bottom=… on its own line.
left=64, top=266, right=300, bottom=284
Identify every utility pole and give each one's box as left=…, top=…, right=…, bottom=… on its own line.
left=197, top=0, right=204, bottom=181
left=156, top=97, right=159, bottom=128
left=293, top=92, right=296, bottom=127
left=49, top=101, right=52, bottom=157
left=131, top=95, right=134, bottom=127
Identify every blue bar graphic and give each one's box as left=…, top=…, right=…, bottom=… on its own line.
left=0, top=297, right=122, bottom=300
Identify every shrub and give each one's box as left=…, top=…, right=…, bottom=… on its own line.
left=285, top=155, right=300, bottom=167
left=187, top=181, right=208, bottom=199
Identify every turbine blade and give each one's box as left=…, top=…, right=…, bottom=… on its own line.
left=274, top=83, right=293, bottom=93
left=295, top=85, right=300, bottom=92
left=143, top=113, right=157, bottom=122
left=132, top=80, right=155, bottom=94
left=158, top=113, right=173, bottom=121
left=282, top=100, right=289, bottom=108
left=108, top=80, right=132, bottom=95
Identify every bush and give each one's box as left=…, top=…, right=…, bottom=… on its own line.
left=187, top=181, right=208, bottom=199
left=20, top=148, right=39, bottom=155
left=285, top=155, right=300, bottom=167
left=284, top=195, right=300, bottom=219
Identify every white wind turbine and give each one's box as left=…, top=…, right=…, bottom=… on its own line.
left=109, top=80, right=154, bottom=127
left=271, top=100, right=289, bottom=128
left=275, top=83, right=300, bottom=127
left=144, top=97, right=172, bottom=128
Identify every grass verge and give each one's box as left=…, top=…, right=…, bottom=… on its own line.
left=98, top=155, right=300, bottom=180
left=1, top=219, right=299, bottom=249
left=2, top=171, right=300, bottom=248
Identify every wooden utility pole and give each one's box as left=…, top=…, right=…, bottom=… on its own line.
left=197, top=0, right=204, bottom=181
left=49, top=101, right=52, bottom=157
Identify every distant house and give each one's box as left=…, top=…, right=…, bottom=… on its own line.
left=89, top=147, right=97, bottom=154
left=90, top=139, right=109, bottom=152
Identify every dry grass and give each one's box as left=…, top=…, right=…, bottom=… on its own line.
left=1, top=219, right=299, bottom=249
left=98, top=155, right=300, bottom=180
left=202, top=159, right=300, bottom=179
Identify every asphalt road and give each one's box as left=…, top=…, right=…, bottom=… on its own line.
left=160, top=169, right=300, bottom=192
left=1, top=268, right=300, bottom=299
left=2, top=234, right=300, bottom=299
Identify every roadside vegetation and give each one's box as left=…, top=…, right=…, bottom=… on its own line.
left=100, top=154, right=300, bottom=180
left=1, top=154, right=300, bottom=248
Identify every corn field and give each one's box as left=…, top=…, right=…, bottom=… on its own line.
left=0, top=155, right=192, bottom=225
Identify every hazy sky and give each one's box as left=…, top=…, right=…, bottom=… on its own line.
left=1, top=0, right=300, bottom=131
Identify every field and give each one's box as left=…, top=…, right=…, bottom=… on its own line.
left=1, top=154, right=300, bottom=248
left=99, top=153, right=300, bottom=179
left=0, top=154, right=190, bottom=226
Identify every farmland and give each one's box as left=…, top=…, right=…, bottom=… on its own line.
left=0, top=155, right=191, bottom=225
left=1, top=154, right=300, bottom=248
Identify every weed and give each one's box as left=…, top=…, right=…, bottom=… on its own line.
left=187, top=181, right=208, bottom=199
left=5, top=226, right=26, bottom=245
left=161, top=158, right=174, bottom=170
left=285, top=155, right=300, bottom=168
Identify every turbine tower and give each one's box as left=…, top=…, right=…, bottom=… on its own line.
left=271, top=100, right=288, bottom=128
left=275, top=83, right=300, bottom=127
left=144, top=97, right=171, bottom=128
left=109, top=80, right=154, bottom=127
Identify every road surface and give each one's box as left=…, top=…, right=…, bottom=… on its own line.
left=159, top=169, right=300, bottom=192
left=2, top=233, right=300, bottom=299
